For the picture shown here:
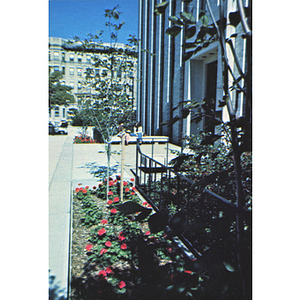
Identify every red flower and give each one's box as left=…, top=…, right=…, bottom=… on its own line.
left=107, top=200, right=113, bottom=205
left=98, top=228, right=106, bottom=236
left=111, top=208, right=117, bottom=214
left=98, top=270, right=107, bottom=278
left=120, top=243, right=127, bottom=250
left=85, top=186, right=89, bottom=189
left=98, top=182, right=103, bottom=187
left=78, top=183, right=82, bottom=186
left=132, top=186, right=137, bottom=191
left=131, top=192, right=135, bottom=195
left=130, top=178, right=135, bottom=182
left=123, top=181, right=128, bottom=186
left=125, top=188, right=130, bottom=193
left=85, top=244, right=93, bottom=251
left=109, top=181, right=114, bottom=186
left=106, top=266, right=114, bottom=274
left=167, top=247, right=172, bottom=253
left=143, top=202, right=148, bottom=206
left=108, top=191, right=113, bottom=196
left=145, top=231, right=150, bottom=236
left=118, top=281, right=126, bottom=289
left=118, top=232, right=126, bottom=241
left=184, top=270, right=192, bottom=274
left=101, top=219, right=108, bottom=225
left=113, top=197, right=119, bottom=203
left=75, top=187, right=80, bottom=193
left=100, top=248, right=107, bottom=255
left=105, top=241, right=112, bottom=247
left=82, top=189, right=87, bottom=194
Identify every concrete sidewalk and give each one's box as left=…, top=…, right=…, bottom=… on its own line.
left=49, top=126, right=180, bottom=298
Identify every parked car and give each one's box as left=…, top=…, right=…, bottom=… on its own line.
left=49, top=122, right=68, bottom=135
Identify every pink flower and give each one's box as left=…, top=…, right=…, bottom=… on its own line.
left=145, top=231, right=150, bottom=236
left=101, top=219, right=108, bottom=225
left=167, top=247, right=172, bottom=253
left=85, top=244, right=93, bottom=251
left=98, top=228, right=106, bottom=236
left=100, top=248, right=107, bottom=255
left=98, top=270, right=107, bottom=278
left=113, top=197, right=119, bottom=203
left=125, top=188, right=130, bottom=193
left=118, top=232, right=126, bottom=241
left=107, top=200, right=113, bottom=205
left=105, top=241, right=112, bottom=247
left=143, top=202, right=148, bottom=206
left=120, top=243, right=127, bottom=250
left=109, top=181, right=114, bottom=187
left=184, top=270, right=192, bottom=274
left=108, top=191, right=113, bottom=196
left=111, top=208, right=117, bottom=214
left=106, top=266, right=114, bottom=274
left=118, top=281, right=126, bottom=289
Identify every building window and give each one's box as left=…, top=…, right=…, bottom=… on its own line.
left=86, top=55, right=91, bottom=63
left=49, top=108, right=51, bottom=117
left=117, top=69, right=122, bottom=78
left=53, top=51, right=59, bottom=60
left=62, top=66, right=65, bottom=74
left=69, top=67, right=74, bottom=75
left=69, top=82, right=74, bottom=89
left=77, top=68, right=82, bottom=76
left=78, top=55, right=82, bottom=62
left=62, top=52, right=65, bottom=62
left=62, top=108, right=66, bottom=118
left=70, top=53, right=74, bottom=61
left=49, top=51, right=51, bottom=61
left=54, top=65, right=59, bottom=72
left=54, top=107, right=59, bottom=117
left=77, top=82, right=82, bottom=90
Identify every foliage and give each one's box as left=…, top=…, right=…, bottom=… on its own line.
left=71, top=177, right=214, bottom=300
left=49, top=70, right=75, bottom=108
left=73, top=135, right=98, bottom=144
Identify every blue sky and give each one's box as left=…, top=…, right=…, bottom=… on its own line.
left=49, top=0, right=139, bottom=44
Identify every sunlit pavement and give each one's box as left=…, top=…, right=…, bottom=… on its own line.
left=49, top=126, right=180, bottom=297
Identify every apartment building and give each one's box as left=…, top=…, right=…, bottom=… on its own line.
left=49, top=37, right=138, bottom=125
left=137, top=0, right=251, bottom=145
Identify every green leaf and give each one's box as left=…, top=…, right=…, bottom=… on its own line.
left=183, top=42, right=197, bottom=49
left=223, top=261, right=235, bottom=272
left=169, top=210, right=187, bottom=234
left=148, top=211, right=168, bottom=233
left=166, top=26, right=182, bottom=37
left=169, top=16, right=184, bottom=26
left=155, top=1, right=169, bottom=14
left=200, top=14, right=209, bottom=27
left=117, top=201, right=150, bottom=215
left=195, top=27, right=207, bottom=42
left=134, top=209, right=152, bottom=221
left=180, top=12, right=196, bottom=24
left=183, top=50, right=194, bottom=61
left=185, top=26, right=196, bottom=39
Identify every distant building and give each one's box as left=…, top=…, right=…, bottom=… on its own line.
left=137, top=0, right=251, bottom=145
left=49, top=37, right=138, bottom=125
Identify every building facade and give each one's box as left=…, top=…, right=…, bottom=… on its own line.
left=137, top=0, right=251, bottom=145
left=49, top=37, right=138, bottom=125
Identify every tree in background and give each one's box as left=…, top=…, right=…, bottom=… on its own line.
left=70, top=6, right=138, bottom=198
left=49, top=70, right=75, bottom=108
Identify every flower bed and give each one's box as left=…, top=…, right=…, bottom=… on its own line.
left=70, top=177, right=200, bottom=300
left=73, top=135, right=98, bottom=144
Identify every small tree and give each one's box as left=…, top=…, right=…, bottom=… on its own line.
left=70, top=6, right=138, bottom=198
left=49, top=70, right=75, bottom=108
